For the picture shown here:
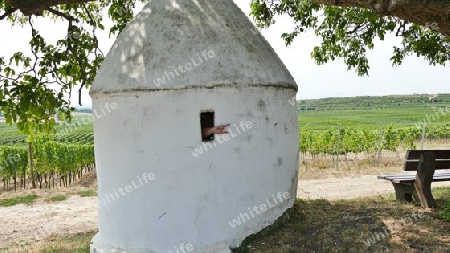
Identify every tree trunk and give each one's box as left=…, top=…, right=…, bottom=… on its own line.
left=28, top=142, right=36, bottom=189
left=313, top=0, right=450, bottom=36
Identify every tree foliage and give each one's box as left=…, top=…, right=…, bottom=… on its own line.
left=0, top=0, right=144, bottom=133
left=250, top=0, right=450, bottom=76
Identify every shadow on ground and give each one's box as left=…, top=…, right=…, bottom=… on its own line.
left=17, top=187, right=450, bottom=253
left=234, top=187, right=450, bottom=253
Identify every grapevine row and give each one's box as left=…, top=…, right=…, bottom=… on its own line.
left=0, top=142, right=94, bottom=191
left=300, top=125, right=450, bottom=158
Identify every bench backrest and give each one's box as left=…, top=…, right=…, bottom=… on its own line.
left=404, top=150, right=450, bottom=171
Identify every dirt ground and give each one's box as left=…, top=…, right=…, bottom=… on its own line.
left=298, top=173, right=450, bottom=200
left=0, top=195, right=98, bottom=252
left=1, top=170, right=450, bottom=251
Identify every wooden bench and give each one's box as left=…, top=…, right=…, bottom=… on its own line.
left=378, top=150, right=450, bottom=208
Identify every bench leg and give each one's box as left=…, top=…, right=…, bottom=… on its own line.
left=392, top=182, right=418, bottom=203
left=415, top=152, right=437, bottom=208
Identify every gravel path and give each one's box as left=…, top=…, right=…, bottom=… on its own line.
left=298, top=174, right=450, bottom=200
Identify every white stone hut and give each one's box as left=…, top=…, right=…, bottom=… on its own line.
left=89, top=0, right=299, bottom=252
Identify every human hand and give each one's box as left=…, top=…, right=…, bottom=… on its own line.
left=211, top=124, right=230, bottom=134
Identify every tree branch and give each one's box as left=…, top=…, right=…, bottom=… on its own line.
left=312, top=0, right=450, bottom=36
left=347, top=23, right=363, bottom=35
left=396, top=21, right=407, bottom=36
left=6, top=0, right=96, bottom=15
left=46, top=7, right=79, bottom=22
left=0, top=7, right=17, bottom=20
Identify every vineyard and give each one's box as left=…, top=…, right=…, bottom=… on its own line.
left=0, top=114, right=95, bottom=191
left=299, top=94, right=450, bottom=163
left=0, top=122, right=26, bottom=146
left=300, top=124, right=450, bottom=158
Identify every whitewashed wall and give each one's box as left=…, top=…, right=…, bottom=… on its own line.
left=90, top=87, right=298, bottom=252
left=90, top=0, right=299, bottom=251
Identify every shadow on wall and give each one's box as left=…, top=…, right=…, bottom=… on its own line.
left=93, top=0, right=290, bottom=93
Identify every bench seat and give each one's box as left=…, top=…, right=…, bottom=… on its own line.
left=378, top=150, right=450, bottom=208
left=378, top=172, right=450, bottom=184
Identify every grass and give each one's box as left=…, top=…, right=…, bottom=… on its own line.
left=77, top=190, right=96, bottom=197
left=0, top=194, right=38, bottom=207
left=440, top=202, right=450, bottom=221
left=49, top=195, right=67, bottom=202
left=233, top=187, right=450, bottom=253
left=299, top=107, right=450, bottom=130
left=298, top=94, right=450, bottom=131
left=31, top=231, right=96, bottom=253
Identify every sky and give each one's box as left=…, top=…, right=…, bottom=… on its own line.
left=0, top=1, right=449, bottom=107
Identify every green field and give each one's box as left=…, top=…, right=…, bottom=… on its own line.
left=299, top=94, right=450, bottom=131
left=0, top=113, right=94, bottom=146
left=0, top=122, right=27, bottom=146
left=299, top=107, right=450, bottom=130
left=299, top=93, right=450, bottom=111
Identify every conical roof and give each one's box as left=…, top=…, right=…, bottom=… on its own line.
left=90, top=0, right=297, bottom=94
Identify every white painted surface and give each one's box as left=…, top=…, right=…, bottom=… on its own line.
left=89, top=0, right=296, bottom=93
left=90, top=0, right=298, bottom=252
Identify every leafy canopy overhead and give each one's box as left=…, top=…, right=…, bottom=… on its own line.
left=250, top=0, right=450, bottom=75
left=0, top=0, right=145, bottom=135
left=0, top=0, right=449, bottom=134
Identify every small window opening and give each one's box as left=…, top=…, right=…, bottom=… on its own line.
left=201, top=111, right=215, bottom=142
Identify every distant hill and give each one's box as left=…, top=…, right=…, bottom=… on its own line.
left=298, top=93, right=450, bottom=111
